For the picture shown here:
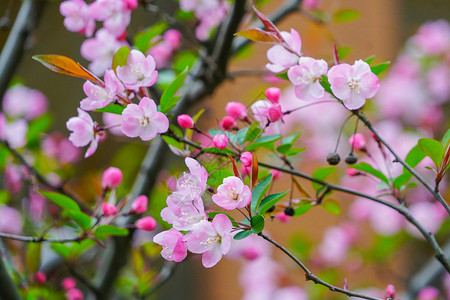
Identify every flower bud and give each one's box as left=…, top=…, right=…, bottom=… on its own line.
left=270, top=169, right=281, bottom=179
left=385, top=284, right=395, bottom=300
left=417, top=286, right=439, bottom=300
left=35, top=271, right=46, bottom=284
left=220, top=116, right=236, bottom=131
left=124, top=0, right=138, bottom=10
left=213, top=134, right=228, bottom=150
left=164, top=29, right=182, bottom=49
left=275, top=212, right=291, bottom=223
left=345, top=153, right=358, bottom=164
left=265, top=87, right=281, bottom=103
left=62, top=278, right=77, bottom=290
left=240, top=152, right=253, bottom=167
left=135, top=216, right=157, bottom=231
left=349, top=133, right=366, bottom=151
left=346, top=168, right=361, bottom=176
left=268, top=103, right=283, bottom=122
left=225, top=102, right=247, bottom=120
left=177, top=114, right=194, bottom=129
left=102, top=202, right=117, bottom=216
left=327, top=152, right=341, bottom=165
left=130, top=195, right=148, bottom=214
left=102, top=167, right=123, bottom=189
left=66, top=288, right=84, bottom=300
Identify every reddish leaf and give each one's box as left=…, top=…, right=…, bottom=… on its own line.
left=32, top=55, right=103, bottom=86
left=333, top=42, right=340, bottom=65
left=228, top=154, right=241, bottom=179
left=235, top=28, right=281, bottom=43
left=252, top=152, right=259, bottom=189
left=252, top=6, right=283, bottom=40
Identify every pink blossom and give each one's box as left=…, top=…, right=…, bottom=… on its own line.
left=177, top=114, right=194, bottom=129
left=413, top=20, right=450, bottom=56
left=66, top=109, right=100, bottom=158
left=102, top=167, right=123, bottom=189
left=225, top=101, right=247, bottom=120
left=194, top=3, right=228, bottom=41
left=220, top=116, right=236, bottom=130
left=60, top=0, right=95, bottom=37
left=42, top=133, right=80, bottom=164
left=89, top=0, right=131, bottom=37
left=275, top=212, right=291, bottom=223
left=427, top=64, right=450, bottom=103
left=273, top=286, right=308, bottom=300
left=212, top=176, right=251, bottom=210
left=349, top=133, right=366, bottom=151
left=265, top=87, right=281, bottom=103
left=228, top=234, right=271, bottom=261
left=65, top=288, right=84, bottom=300
left=29, top=188, right=46, bottom=222
left=116, top=50, right=158, bottom=90
left=288, top=57, right=328, bottom=101
left=135, top=216, right=157, bottom=231
left=213, top=134, right=228, bottom=150
left=124, top=0, right=138, bottom=10
left=268, top=103, right=283, bottom=122
left=161, top=199, right=206, bottom=231
left=3, top=85, right=48, bottom=120
left=417, top=286, right=440, bottom=300
left=385, top=284, right=395, bottom=299
left=346, top=168, right=361, bottom=176
left=302, top=0, right=321, bottom=10
left=35, top=272, right=46, bottom=284
left=406, top=201, right=446, bottom=238
left=251, top=101, right=284, bottom=135
left=121, top=97, right=169, bottom=141
left=240, top=152, right=253, bottom=167
left=185, top=214, right=232, bottom=268
left=62, top=278, right=77, bottom=290
left=102, top=113, right=123, bottom=136
left=318, top=224, right=355, bottom=266
left=0, top=117, right=28, bottom=149
left=153, top=228, right=187, bottom=262
left=4, top=165, right=23, bottom=194
left=130, top=195, right=148, bottom=214
left=266, top=29, right=302, bottom=73
left=0, top=206, right=23, bottom=235
left=328, top=60, right=380, bottom=110
left=270, top=169, right=281, bottom=179
left=102, top=203, right=117, bottom=216
left=148, top=30, right=182, bottom=68
left=164, top=29, right=182, bottom=49
left=80, top=70, right=125, bottom=110
left=81, top=29, right=128, bottom=76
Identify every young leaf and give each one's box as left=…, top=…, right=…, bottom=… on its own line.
left=228, top=154, right=241, bottom=178
left=233, top=230, right=252, bottom=240
left=259, top=191, right=289, bottom=214
left=134, top=21, right=168, bottom=53
left=351, top=162, right=389, bottom=184
left=51, top=243, right=71, bottom=259
left=94, top=225, right=129, bottom=239
left=247, top=134, right=282, bottom=151
left=95, top=104, right=125, bottom=115
left=62, top=210, right=92, bottom=231
left=293, top=178, right=311, bottom=198
left=160, top=67, right=189, bottom=113
left=252, top=152, right=259, bottom=189
left=281, top=132, right=302, bottom=145
left=32, top=55, right=102, bottom=85
left=39, top=191, right=81, bottom=212
left=371, top=62, right=391, bottom=75
left=275, top=72, right=289, bottom=81
left=112, top=46, right=130, bottom=72
left=252, top=6, right=283, bottom=40
left=333, top=9, right=360, bottom=23
left=235, top=28, right=281, bottom=43
left=250, top=214, right=265, bottom=234
left=442, top=128, right=450, bottom=150
left=312, top=167, right=336, bottom=191
left=245, top=123, right=262, bottom=143
left=322, top=199, right=341, bottom=215
left=405, top=144, right=426, bottom=168
left=418, top=138, right=444, bottom=168
left=26, top=243, right=41, bottom=273
left=294, top=203, right=313, bottom=216
left=202, top=147, right=234, bottom=155
left=251, top=174, right=273, bottom=213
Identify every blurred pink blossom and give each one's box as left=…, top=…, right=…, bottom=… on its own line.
left=3, top=85, right=48, bottom=120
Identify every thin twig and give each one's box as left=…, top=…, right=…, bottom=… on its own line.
left=0, top=232, right=84, bottom=243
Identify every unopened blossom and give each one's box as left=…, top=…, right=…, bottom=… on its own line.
left=35, top=272, right=47, bottom=284
left=385, top=284, right=395, bottom=299
left=220, top=116, right=236, bottom=130
left=252, top=101, right=284, bottom=134
left=417, top=286, right=440, bottom=300
left=130, top=195, right=148, bottom=214
left=60, top=0, right=95, bottom=37
left=302, top=0, right=322, bottom=10
left=121, top=97, right=169, bottom=141
left=275, top=212, right=291, bottom=223
left=349, top=133, right=366, bottom=151
left=213, top=134, right=228, bottom=150
left=66, top=109, right=101, bottom=158
left=266, top=29, right=302, bottom=73
left=116, top=50, right=158, bottom=90
left=270, top=169, right=281, bottom=179
left=212, top=176, right=251, bottom=210
left=3, top=85, right=48, bottom=120
left=102, top=167, right=123, bottom=189
left=161, top=199, right=206, bottom=231
left=240, top=152, right=253, bottom=167
left=135, top=216, right=157, bottom=231
left=265, top=87, right=281, bottom=103
left=65, top=288, right=83, bottom=300
left=89, top=0, right=132, bottom=37
left=81, top=70, right=125, bottom=110
left=102, top=202, right=117, bottom=216
left=62, top=278, right=77, bottom=290
left=185, top=214, right=232, bottom=268
left=288, top=57, right=328, bottom=101
left=153, top=228, right=187, bottom=262
left=328, top=60, right=380, bottom=110
left=225, top=102, right=247, bottom=120
left=177, top=114, right=194, bottom=129
left=268, top=103, right=283, bottom=122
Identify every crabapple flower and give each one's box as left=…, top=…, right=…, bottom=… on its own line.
left=153, top=228, right=188, bottom=262
left=102, top=202, right=117, bottom=216
left=349, top=133, right=366, bottom=151
left=62, top=278, right=77, bottom=290
left=240, top=152, right=253, bottom=167
left=251, top=100, right=285, bottom=135
left=66, top=109, right=101, bottom=158
left=81, top=70, right=125, bottom=110
left=266, top=29, right=302, bottom=73
left=89, top=0, right=132, bottom=37
left=121, top=97, right=169, bottom=141
left=265, top=87, right=281, bottom=103
left=3, top=85, right=48, bottom=120
left=60, top=0, right=95, bottom=37
left=0, top=206, right=23, bottom=235
left=417, top=286, right=440, bottom=300
left=185, top=214, right=232, bottom=268
left=288, top=57, right=328, bottom=101
left=225, top=101, right=247, bottom=120
left=328, top=60, right=380, bottom=110
left=148, top=29, right=182, bottom=68
left=161, top=199, right=206, bottom=231
left=0, top=117, right=28, bottom=149
left=413, top=20, right=450, bottom=56
left=213, top=134, right=228, bottom=150
left=212, top=176, right=251, bottom=210
left=268, top=103, right=283, bottom=122
left=135, top=216, right=157, bottom=231
left=220, top=116, right=236, bottom=130
left=177, top=114, right=194, bottom=129
left=102, top=167, right=123, bottom=189
left=130, top=195, right=148, bottom=214
left=116, top=50, right=158, bottom=90
left=385, top=284, right=395, bottom=299
left=42, top=133, right=80, bottom=164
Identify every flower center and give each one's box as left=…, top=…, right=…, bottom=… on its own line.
left=348, top=78, right=360, bottom=93
left=225, top=187, right=239, bottom=201
left=139, top=116, right=150, bottom=127
left=201, top=235, right=220, bottom=246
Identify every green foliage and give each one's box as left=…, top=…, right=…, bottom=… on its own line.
left=39, top=191, right=80, bottom=212
left=173, top=50, right=198, bottom=73
left=233, top=230, right=252, bottom=240
left=251, top=215, right=265, bottom=234
left=418, top=138, right=444, bottom=168
left=259, top=191, right=289, bottom=214
left=95, top=104, right=125, bottom=115
left=251, top=174, right=273, bottom=213
left=337, top=46, right=352, bottom=60
left=351, top=162, right=389, bottom=184
left=393, top=145, right=425, bottom=189
left=294, top=202, right=314, bottom=216
left=247, top=134, right=282, bottom=151
left=27, top=114, right=52, bottom=147
left=160, top=67, right=189, bottom=113
left=371, top=61, right=391, bottom=75
left=333, top=9, right=360, bottom=23
left=62, top=210, right=91, bottom=230
left=312, top=167, right=336, bottom=191
left=94, top=225, right=129, bottom=240
left=112, top=46, right=131, bottom=71
left=321, top=199, right=341, bottom=215
left=134, top=21, right=168, bottom=53
left=26, top=243, right=42, bottom=273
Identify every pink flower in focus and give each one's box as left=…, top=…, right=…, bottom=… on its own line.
left=161, top=199, right=206, bottom=231
left=116, top=50, right=158, bottom=90
left=265, top=87, right=281, bottom=103
left=135, top=216, right=157, bottom=231
left=153, top=228, right=187, bottom=262
left=3, top=85, right=48, bottom=120
left=185, top=214, right=232, bottom=268
left=62, top=278, right=77, bottom=290
left=240, top=152, right=253, bottom=167
left=130, top=195, right=148, bottom=214
left=177, top=114, right=194, bottom=129
left=417, top=286, right=440, bottom=300
left=66, top=109, right=100, bottom=158
left=121, top=97, right=169, bottom=141
left=212, top=176, right=251, bottom=210
left=102, top=167, right=123, bottom=189
left=65, top=288, right=84, bottom=300
left=102, top=203, right=117, bottom=216
left=288, top=57, right=328, bottom=101
left=213, top=134, right=228, bottom=150
left=80, top=70, right=125, bottom=110
left=266, top=29, right=302, bottom=73
left=328, top=60, right=380, bottom=110
left=60, top=0, right=95, bottom=37
left=349, top=133, right=366, bottom=151
left=225, top=102, right=247, bottom=120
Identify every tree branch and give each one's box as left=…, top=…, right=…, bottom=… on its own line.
left=0, top=232, right=84, bottom=243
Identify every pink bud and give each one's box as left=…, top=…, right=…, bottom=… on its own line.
left=177, top=114, right=194, bottom=129
left=349, top=133, right=366, bottom=151
left=241, top=247, right=261, bottom=260
left=164, top=29, right=182, bottom=49
left=66, top=288, right=83, bottom=300
left=213, top=134, right=228, bottom=150
left=130, top=195, right=148, bottom=214
left=265, top=87, right=281, bottom=103
left=225, top=102, right=247, bottom=120
left=62, top=278, right=77, bottom=290
left=102, top=203, right=117, bottom=216
left=240, top=165, right=251, bottom=176
left=240, top=152, right=253, bottom=167
left=268, top=103, right=283, bottom=122
left=270, top=169, right=281, bottom=179
left=385, top=284, right=395, bottom=299
left=220, top=116, right=236, bottom=131
left=35, top=271, right=46, bottom=284
left=417, top=286, right=440, bottom=300
left=124, top=0, right=138, bottom=10
left=346, top=168, right=361, bottom=176
left=102, top=167, right=123, bottom=189
left=275, top=212, right=291, bottom=223
left=135, top=216, right=157, bottom=231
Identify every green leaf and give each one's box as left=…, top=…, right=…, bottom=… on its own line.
left=333, top=9, right=360, bottom=23
left=351, top=162, right=389, bottom=184
left=259, top=191, right=289, bottom=214
left=244, top=123, right=262, bottom=143
left=134, top=21, right=168, bottom=53
left=442, top=129, right=450, bottom=149
left=294, top=203, right=313, bottom=216
left=51, top=243, right=71, bottom=259
left=322, top=199, right=341, bottom=215
left=251, top=174, right=273, bottom=213
left=112, top=46, right=130, bottom=71
left=26, top=243, right=41, bottom=273
left=393, top=173, right=411, bottom=190
left=173, top=50, right=197, bottom=73
left=405, top=144, right=426, bottom=168
left=281, top=132, right=302, bottom=145
left=320, top=75, right=333, bottom=94
left=247, top=134, right=282, bottom=151
left=337, top=46, right=352, bottom=60
left=276, top=144, right=291, bottom=154
left=274, top=72, right=289, bottom=81
left=285, top=148, right=306, bottom=156
left=312, top=167, right=336, bottom=191
left=202, top=147, right=234, bottom=155
left=364, top=55, right=375, bottom=64
left=94, top=225, right=129, bottom=239
left=371, top=62, right=391, bottom=75
left=236, top=127, right=249, bottom=145
left=27, top=114, right=52, bottom=147
left=418, top=138, right=444, bottom=168
left=62, top=210, right=91, bottom=230
left=39, top=191, right=80, bottom=212
left=251, top=215, right=265, bottom=234
left=160, top=67, right=189, bottom=113
left=233, top=230, right=252, bottom=240
left=162, top=135, right=184, bottom=150
left=95, top=104, right=125, bottom=115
